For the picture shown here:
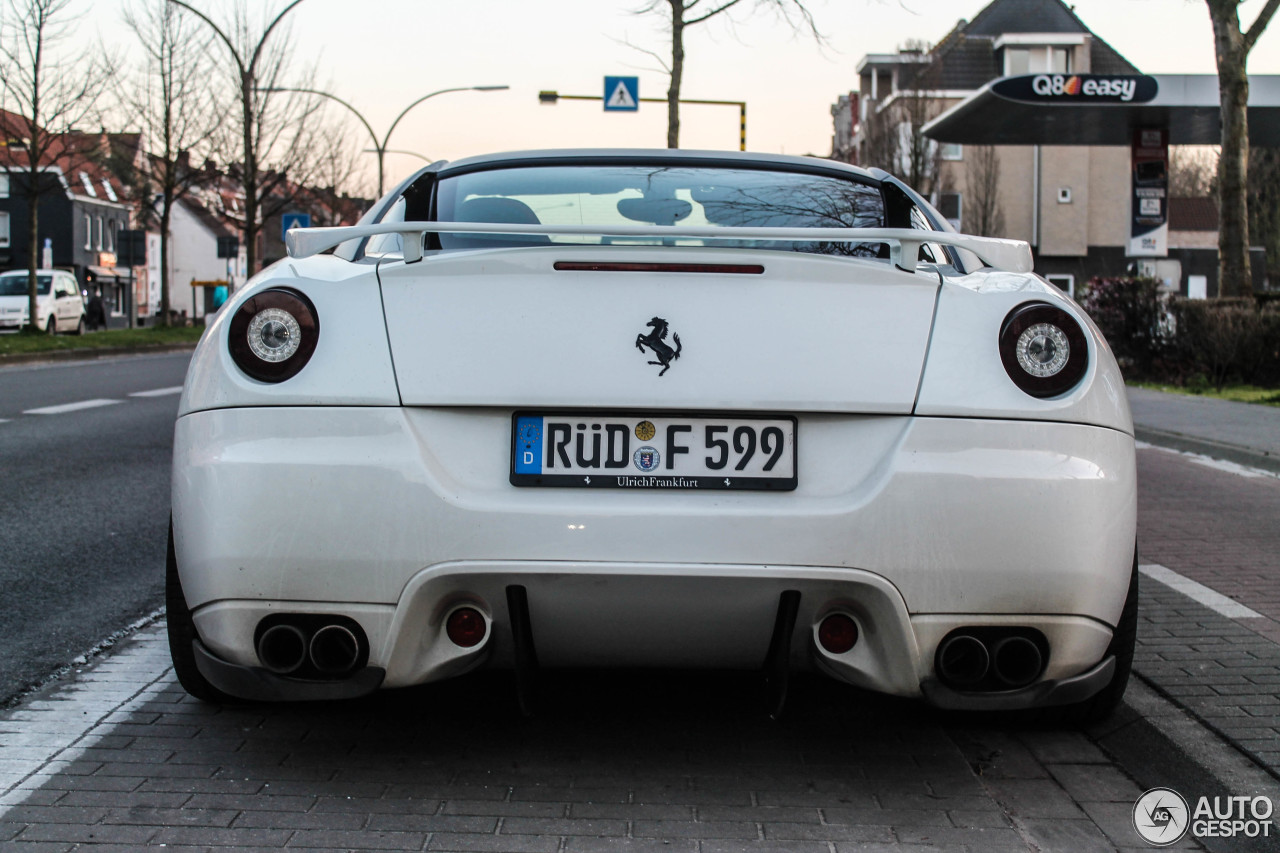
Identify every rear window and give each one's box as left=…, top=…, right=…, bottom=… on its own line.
left=435, top=165, right=885, bottom=256
left=0, top=274, right=52, bottom=296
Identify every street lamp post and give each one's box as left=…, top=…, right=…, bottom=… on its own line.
left=261, top=85, right=508, bottom=196
left=364, top=149, right=434, bottom=164
left=168, top=0, right=311, bottom=279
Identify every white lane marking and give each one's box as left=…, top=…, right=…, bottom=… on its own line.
left=0, top=615, right=171, bottom=811
left=0, top=419, right=9, bottom=424
left=22, top=398, right=122, bottom=416
left=1140, top=563, right=1264, bottom=619
left=1135, top=441, right=1277, bottom=480
left=127, top=386, right=183, bottom=398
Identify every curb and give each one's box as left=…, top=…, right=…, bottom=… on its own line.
left=0, top=342, right=198, bottom=367
left=1134, top=425, right=1280, bottom=476
left=1091, top=677, right=1280, bottom=853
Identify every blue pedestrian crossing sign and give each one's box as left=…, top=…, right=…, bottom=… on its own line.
left=604, top=76, right=639, bottom=112
left=281, top=212, right=311, bottom=240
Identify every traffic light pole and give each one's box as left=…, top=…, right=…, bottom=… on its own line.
left=539, top=92, right=747, bottom=151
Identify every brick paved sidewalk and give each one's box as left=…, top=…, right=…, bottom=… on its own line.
left=1, top=622, right=1207, bottom=852
left=1135, top=576, right=1280, bottom=778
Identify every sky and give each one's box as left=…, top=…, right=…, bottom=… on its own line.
left=78, top=0, right=1280, bottom=195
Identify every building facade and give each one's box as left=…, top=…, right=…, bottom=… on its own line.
left=835, top=0, right=1232, bottom=297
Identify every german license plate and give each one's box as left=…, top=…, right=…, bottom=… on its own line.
left=511, top=413, right=797, bottom=490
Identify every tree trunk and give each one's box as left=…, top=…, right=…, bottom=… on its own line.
left=159, top=203, right=172, bottom=327
left=242, top=69, right=258, bottom=279
left=1213, top=2, right=1254, bottom=295
left=667, top=0, right=684, bottom=149
left=1213, top=22, right=1252, bottom=297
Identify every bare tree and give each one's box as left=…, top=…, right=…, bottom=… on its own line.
left=302, top=121, right=369, bottom=211
left=118, top=0, right=220, bottom=326
left=635, top=0, right=821, bottom=148
left=0, top=0, right=114, bottom=330
left=966, top=145, right=1004, bottom=238
left=1204, top=0, right=1280, bottom=296
left=856, top=60, right=944, bottom=198
left=165, top=0, right=321, bottom=277
left=1168, top=146, right=1219, bottom=197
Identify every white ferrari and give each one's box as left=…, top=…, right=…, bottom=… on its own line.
left=168, top=149, right=1137, bottom=722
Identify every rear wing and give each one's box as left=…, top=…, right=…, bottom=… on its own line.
left=285, top=221, right=1033, bottom=273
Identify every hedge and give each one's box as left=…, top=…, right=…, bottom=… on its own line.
left=1079, top=277, right=1280, bottom=388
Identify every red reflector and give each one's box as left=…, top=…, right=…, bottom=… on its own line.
left=553, top=261, right=764, bottom=274
left=818, top=614, right=858, bottom=654
left=446, top=608, right=487, bottom=648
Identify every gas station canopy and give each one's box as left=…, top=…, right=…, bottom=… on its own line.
left=922, top=74, right=1280, bottom=146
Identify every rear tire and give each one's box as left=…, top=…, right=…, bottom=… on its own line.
left=73, top=316, right=84, bottom=335
left=1049, top=550, right=1139, bottom=727
left=45, top=315, right=56, bottom=335
left=166, top=520, right=231, bottom=703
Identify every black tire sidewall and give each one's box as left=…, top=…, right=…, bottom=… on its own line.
left=166, top=519, right=230, bottom=703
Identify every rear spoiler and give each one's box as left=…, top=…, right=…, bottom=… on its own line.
left=285, top=221, right=1033, bottom=273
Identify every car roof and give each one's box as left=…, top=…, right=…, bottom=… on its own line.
left=434, top=148, right=881, bottom=183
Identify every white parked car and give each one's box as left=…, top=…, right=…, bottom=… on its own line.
left=0, top=270, right=86, bottom=333
left=169, top=150, right=1137, bottom=722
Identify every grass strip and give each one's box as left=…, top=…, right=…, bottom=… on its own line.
left=1129, top=380, right=1280, bottom=407
left=0, top=325, right=205, bottom=357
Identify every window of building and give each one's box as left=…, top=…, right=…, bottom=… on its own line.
left=1004, top=46, right=1072, bottom=75
left=79, top=172, right=97, bottom=197
left=940, top=143, right=963, bottom=161
left=938, top=192, right=962, bottom=230
left=1046, top=274, right=1075, bottom=298
left=95, top=215, right=103, bottom=250
left=1006, top=48, right=1030, bottom=76
left=0, top=173, right=8, bottom=198
left=0, top=211, right=9, bottom=248
left=106, top=220, right=115, bottom=252
left=84, top=214, right=92, bottom=250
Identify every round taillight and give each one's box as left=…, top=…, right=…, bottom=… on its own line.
left=998, top=302, right=1088, bottom=398
left=817, top=613, right=859, bottom=654
left=445, top=607, right=487, bottom=648
left=228, top=288, right=319, bottom=382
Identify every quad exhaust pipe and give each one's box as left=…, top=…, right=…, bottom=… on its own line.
left=256, top=620, right=364, bottom=677
left=935, top=631, right=1046, bottom=691
left=991, top=636, right=1043, bottom=688
left=256, top=624, right=308, bottom=675
left=935, top=634, right=990, bottom=687
left=309, top=625, right=361, bottom=675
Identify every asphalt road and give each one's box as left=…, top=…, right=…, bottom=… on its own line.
left=0, top=352, right=193, bottom=705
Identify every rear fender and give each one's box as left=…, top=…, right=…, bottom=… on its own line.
left=177, top=255, right=399, bottom=417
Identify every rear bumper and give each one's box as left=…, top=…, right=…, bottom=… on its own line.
left=173, top=406, right=1133, bottom=701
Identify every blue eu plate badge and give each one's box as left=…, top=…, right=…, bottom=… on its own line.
left=514, top=416, right=543, bottom=475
